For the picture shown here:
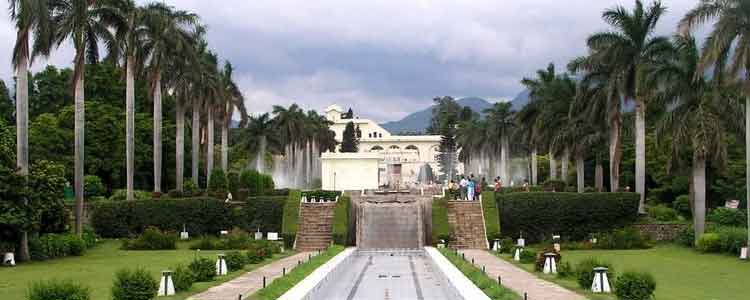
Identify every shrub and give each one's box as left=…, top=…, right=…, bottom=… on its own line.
left=188, top=257, right=216, bottom=282
left=84, top=175, right=105, bottom=198
left=672, top=195, right=691, bottom=218
left=241, top=196, right=286, bottom=232
left=497, top=192, right=640, bottom=242
left=208, top=169, right=228, bottom=193
left=647, top=205, right=679, bottom=222
left=707, top=207, right=747, bottom=227
left=171, top=265, right=195, bottom=292
left=282, top=190, right=302, bottom=238
left=91, top=198, right=235, bottom=238
left=614, top=271, right=656, bottom=300
left=714, top=226, right=748, bottom=254
left=121, top=227, right=177, bottom=250
left=111, top=268, right=158, bottom=300
left=541, top=180, right=566, bottom=192
left=498, top=238, right=514, bottom=254
left=28, top=280, right=90, bottom=300
left=519, top=249, right=536, bottom=264
left=240, top=170, right=275, bottom=196
left=109, top=189, right=152, bottom=201
left=431, top=198, right=450, bottom=245
left=597, top=228, right=652, bottom=250
left=575, top=257, right=615, bottom=289
left=183, top=180, right=199, bottom=197
left=227, top=172, right=240, bottom=195
left=675, top=225, right=695, bottom=247
left=481, top=191, right=500, bottom=245
left=696, top=233, right=722, bottom=253
left=225, top=251, right=248, bottom=271
left=332, top=195, right=350, bottom=245
left=189, top=236, right=219, bottom=250
left=30, top=234, right=88, bottom=260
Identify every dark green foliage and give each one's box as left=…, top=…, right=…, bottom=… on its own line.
left=301, top=190, right=341, bottom=200
left=239, top=170, right=275, bottom=197
left=108, top=189, right=152, bottom=202
left=282, top=190, right=302, bottom=238
left=498, top=238, right=514, bottom=254
left=29, top=234, right=88, bottom=260
left=208, top=169, right=228, bottom=193
left=111, top=268, right=158, bottom=300
left=27, top=279, right=90, bottom=300
left=647, top=205, right=679, bottom=222
left=481, top=191, right=500, bottom=243
left=225, top=251, right=248, bottom=271
left=84, top=175, right=105, bottom=198
left=675, top=225, right=695, bottom=247
left=340, top=121, right=359, bottom=152
left=91, top=198, right=234, bottom=238
left=227, top=172, right=240, bottom=195
left=431, top=198, right=450, bottom=245
left=171, top=265, right=195, bottom=292
left=332, top=195, right=350, bottom=245
left=188, top=257, right=216, bottom=282
left=614, top=271, right=656, bottom=300
left=497, top=192, right=640, bottom=242
left=707, top=207, right=747, bottom=227
left=672, top=195, right=691, bottom=218
left=596, top=228, right=653, bottom=250
left=0, top=80, right=13, bottom=123
left=519, top=249, right=536, bottom=264
left=557, top=261, right=575, bottom=278
left=541, top=180, right=566, bottom=192
left=575, top=257, right=615, bottom=289
left=121, top=227, right=177, bottom=250
left=697, top=226, right=748, bottom=254
left=241, top=196, right=286, bottom=232
left=696, top=233, right=721, bottom=252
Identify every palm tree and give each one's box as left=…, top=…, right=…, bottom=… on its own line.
left=484, top=102, right=515, bottom=182
left=140, top=2, right=198, bottom=195
left=217, top=62, right=247, bottom=172
left=51, top=0, right=116, bottom=235
left=515, top=99, right=542, bottom=185
left=239, top=113, right=278, bottom=171
left=579, top=0, right=671, bottom=211
left=197, top=51, right=221, bottom=185
left=521, top=63, right=558, bottom=182
left=9, top=0, right=53, bottom=262
left=679, top=0, right=750, bottom=257
left=651, top=35, right=739, bottom=237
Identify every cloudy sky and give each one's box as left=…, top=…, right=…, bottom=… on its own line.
left=1, top=0, right=699, bottom=122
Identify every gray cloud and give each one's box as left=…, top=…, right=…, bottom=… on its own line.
left=1, top=0, right=697, bottom=122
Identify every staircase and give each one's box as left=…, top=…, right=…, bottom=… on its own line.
left=295, top=202, right=336, bottom=252
left=446, top=201, right=488, bottom=249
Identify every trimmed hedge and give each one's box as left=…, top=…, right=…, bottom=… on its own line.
left=432, top=198, right=450, bottom=244
left=497, top=192, right=640, bottom=242
left=332, top=194, right=351, bottom=245
left=241, top=196, right=287, bottom=232
left=29, top=233, right=88, bottom=260
left=481, top=191, right=501, bottom=242
left=281, top=190, right=302, bottom=238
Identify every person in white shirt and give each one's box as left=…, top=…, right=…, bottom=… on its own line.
left=459, top=175, right=468, bottom=200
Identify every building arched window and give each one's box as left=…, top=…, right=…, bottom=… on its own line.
left=389, top=145, right=400, bottom=150
left=379, top=133, right=383, bottom=138
left=405, top=145, right=419, bottom=151
left=368, top=133, right=372, bottom=138
left=371, top=145, right=384, bottom=151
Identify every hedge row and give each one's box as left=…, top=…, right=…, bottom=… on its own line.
left=432, top=198, right=450, bottom=244
left=332, top=195, right=351, bottom=245
left=497, top=192, right=640, bottom=242
left=281, top=190, right=302, bottom=237
left=481, top=191, right=501, bottom=241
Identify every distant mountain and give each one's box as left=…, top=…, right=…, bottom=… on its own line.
left=380, top=97, right=495, bottom=134
left=509, top=89, right=530, bottom=111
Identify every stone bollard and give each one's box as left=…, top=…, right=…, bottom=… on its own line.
left=542, top=253, right=557, bottom=274
left=180, top=224, right=189, bottom=240
left=216, top=254, right=228, bottom=276
left=158, top=270, right=175, bottom=296
left=591, top=267, right=611, bottom=293
left=3, top=252, right=15, bottom=267
left=492, top=239, right=500, bottom=252
left=513, top=246, right=523, bottom=261
left=740, top=246, right=748, bottom=260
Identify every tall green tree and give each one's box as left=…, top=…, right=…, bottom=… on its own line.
left=484, top=102, right=515, bottom=182
left=340, top=121, right=359, bottom=153
left=679, top=0, right=750, bottom=256
left=217, top=62, right=247, bottom=172
left=431, top=96, right=460, bottom=181
left=0, top=80, right=12, bottom=123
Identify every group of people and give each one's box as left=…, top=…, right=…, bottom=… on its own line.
left=447, top=174, right=506, bottom=201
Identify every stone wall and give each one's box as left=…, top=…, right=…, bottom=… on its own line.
left=633, top=223, right=688, bottom=241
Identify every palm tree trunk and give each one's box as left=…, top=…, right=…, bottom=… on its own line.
left=549, top=152, right=557, bottom=180
left=221, top=103, right=229, bottom=172
left=153, top=74, right=162, bottom=194
left=693, top=155, right=706, bottom=238
left=531, top=147, right=538, bottom=185
left=561, top=148, right=570, bottom=184
left=125, top=55, right=135, bottom=201
left=16, top=50, right=30, bottom=261
left=206, top=105, right=214, bottom=183
left=73, top=61, right=85, bottom=237
left=192, top=99, right=200, bottom=187
left=746, top=96, right=749, bottom=249
left=609, top=118, right=622, bottom=192
left=595, top=159, right=604, bottom=192
left=635, top=101, right=646, bottom=213
left=576, top=152, right=584, bottom=193
left=176, top=100, right=184, bottom=192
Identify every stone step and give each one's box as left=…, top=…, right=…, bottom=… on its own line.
left=446, top=201, right=488, bottom=250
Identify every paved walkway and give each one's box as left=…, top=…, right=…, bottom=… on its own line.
left=459, top=250, right=584, bottom=300
left=189, top=251, right=312, bottom=300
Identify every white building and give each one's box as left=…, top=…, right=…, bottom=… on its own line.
left=321, top=104, right=462, bottom=190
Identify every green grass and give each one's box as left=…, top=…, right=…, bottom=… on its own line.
left=0, top=240, right=292, bottom=300
left=332, top=195, right=350, bottom=244
left=481, top=191, right=500, bottom=240
left=249, top=245, right=345, bottom=300
left=281, top=190, right=302, bottom=237
left=440, top=248, right=519, bottom=300
left=495, top=244, right=750, bottom=300
left=432, top=198, right=449, bottom=244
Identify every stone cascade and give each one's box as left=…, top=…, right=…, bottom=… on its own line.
left=446, top=201, right=488, bottom=249
left=295, top=202, right=336, bottom=252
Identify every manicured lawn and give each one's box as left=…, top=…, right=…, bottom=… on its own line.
left=497, top=244, right=749, bottom=300
left=440, top=248, right=518, bottom=300
left=0, top=240, right=292, bottom=300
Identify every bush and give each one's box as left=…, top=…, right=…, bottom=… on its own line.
left=575, top=257, right=615, bottom=289
left=28, top=280, right=91, bottom=300
left=188, top=257, right=216, bottom=282
left=282, top=190, right=302, bottom=239
left=208, top=169, right=228, bottom=193
left=519, top=249, right=536, bottom=264
left=227, top=172, right=240, bottom=195
left=498, top=238, right=514, bottom=254
left=183, top=180, right=200, bottom=197
left=672, top=195, right=691, bottom=218
left=675, top=225, right=695, bottom=247
left=240, top=170, right=275, bottom=196
left=497, top=192, right=640, bottom=242
left=225, top=251, right=248, bottom=271
left=84, top=175, right=105, bottom=198
left=109, top=189, right=152, bottom=201
left=91, top=198, right=235, bottom=238
left=30, top=234, right=88, bottom=260
left=481, top=191, right=500, bottom=245
left=714, top=226, right=748, bottom=254
left=332, top=195, right=350, bottom=245
left=121, top=227, right=177, bottom=250
left=596, top=228, right=652, bottom=250
left=111, top=268, right=158, bottom=300
left=431, top=198, right=450, bottom=245
left=707, top=207, right=747, bottom=227
left=614, top=271, right=656, bottom=300
left=696, top=233, right=722, bottom=252
left=647, top=205, right=679, bottom=222
left=241, top=196, right=286, bottom=232
left=171, top=265, right=195, bottom=292
left=542, top=180, right=566, bottom=192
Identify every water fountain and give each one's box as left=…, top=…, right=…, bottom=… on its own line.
left=269, top=140, right=323, bottom=189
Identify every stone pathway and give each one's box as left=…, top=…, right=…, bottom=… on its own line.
left=189, top=251, right=312, bottom=300
left=459, top=250, right=584, bottom=300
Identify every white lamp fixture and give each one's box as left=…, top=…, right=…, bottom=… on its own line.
left=492, top=239, right=500, bottom=252
left=158, top=270, right=175, bottom=296
left=513, top=246, right=523, bottom=261
left=591, top=267, right=611, bottom=293
left=740, top=246, right=748, bottom=260
left=2, top=252, right=15, bottom=267
left=543, top=253, right=557, bottom=274
left=180, top=224, right=189, bottom=240
left=552, top=235, right=561, bottom=252
left=216, top=254, right=228, bottom=275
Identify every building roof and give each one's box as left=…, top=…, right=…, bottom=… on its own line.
left=325, top=104, right=344, bottom=113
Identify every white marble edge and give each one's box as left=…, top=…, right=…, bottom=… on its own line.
left=277, top=247, right=357, bottom=300
left=424, top=246, right=492, bottom=300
